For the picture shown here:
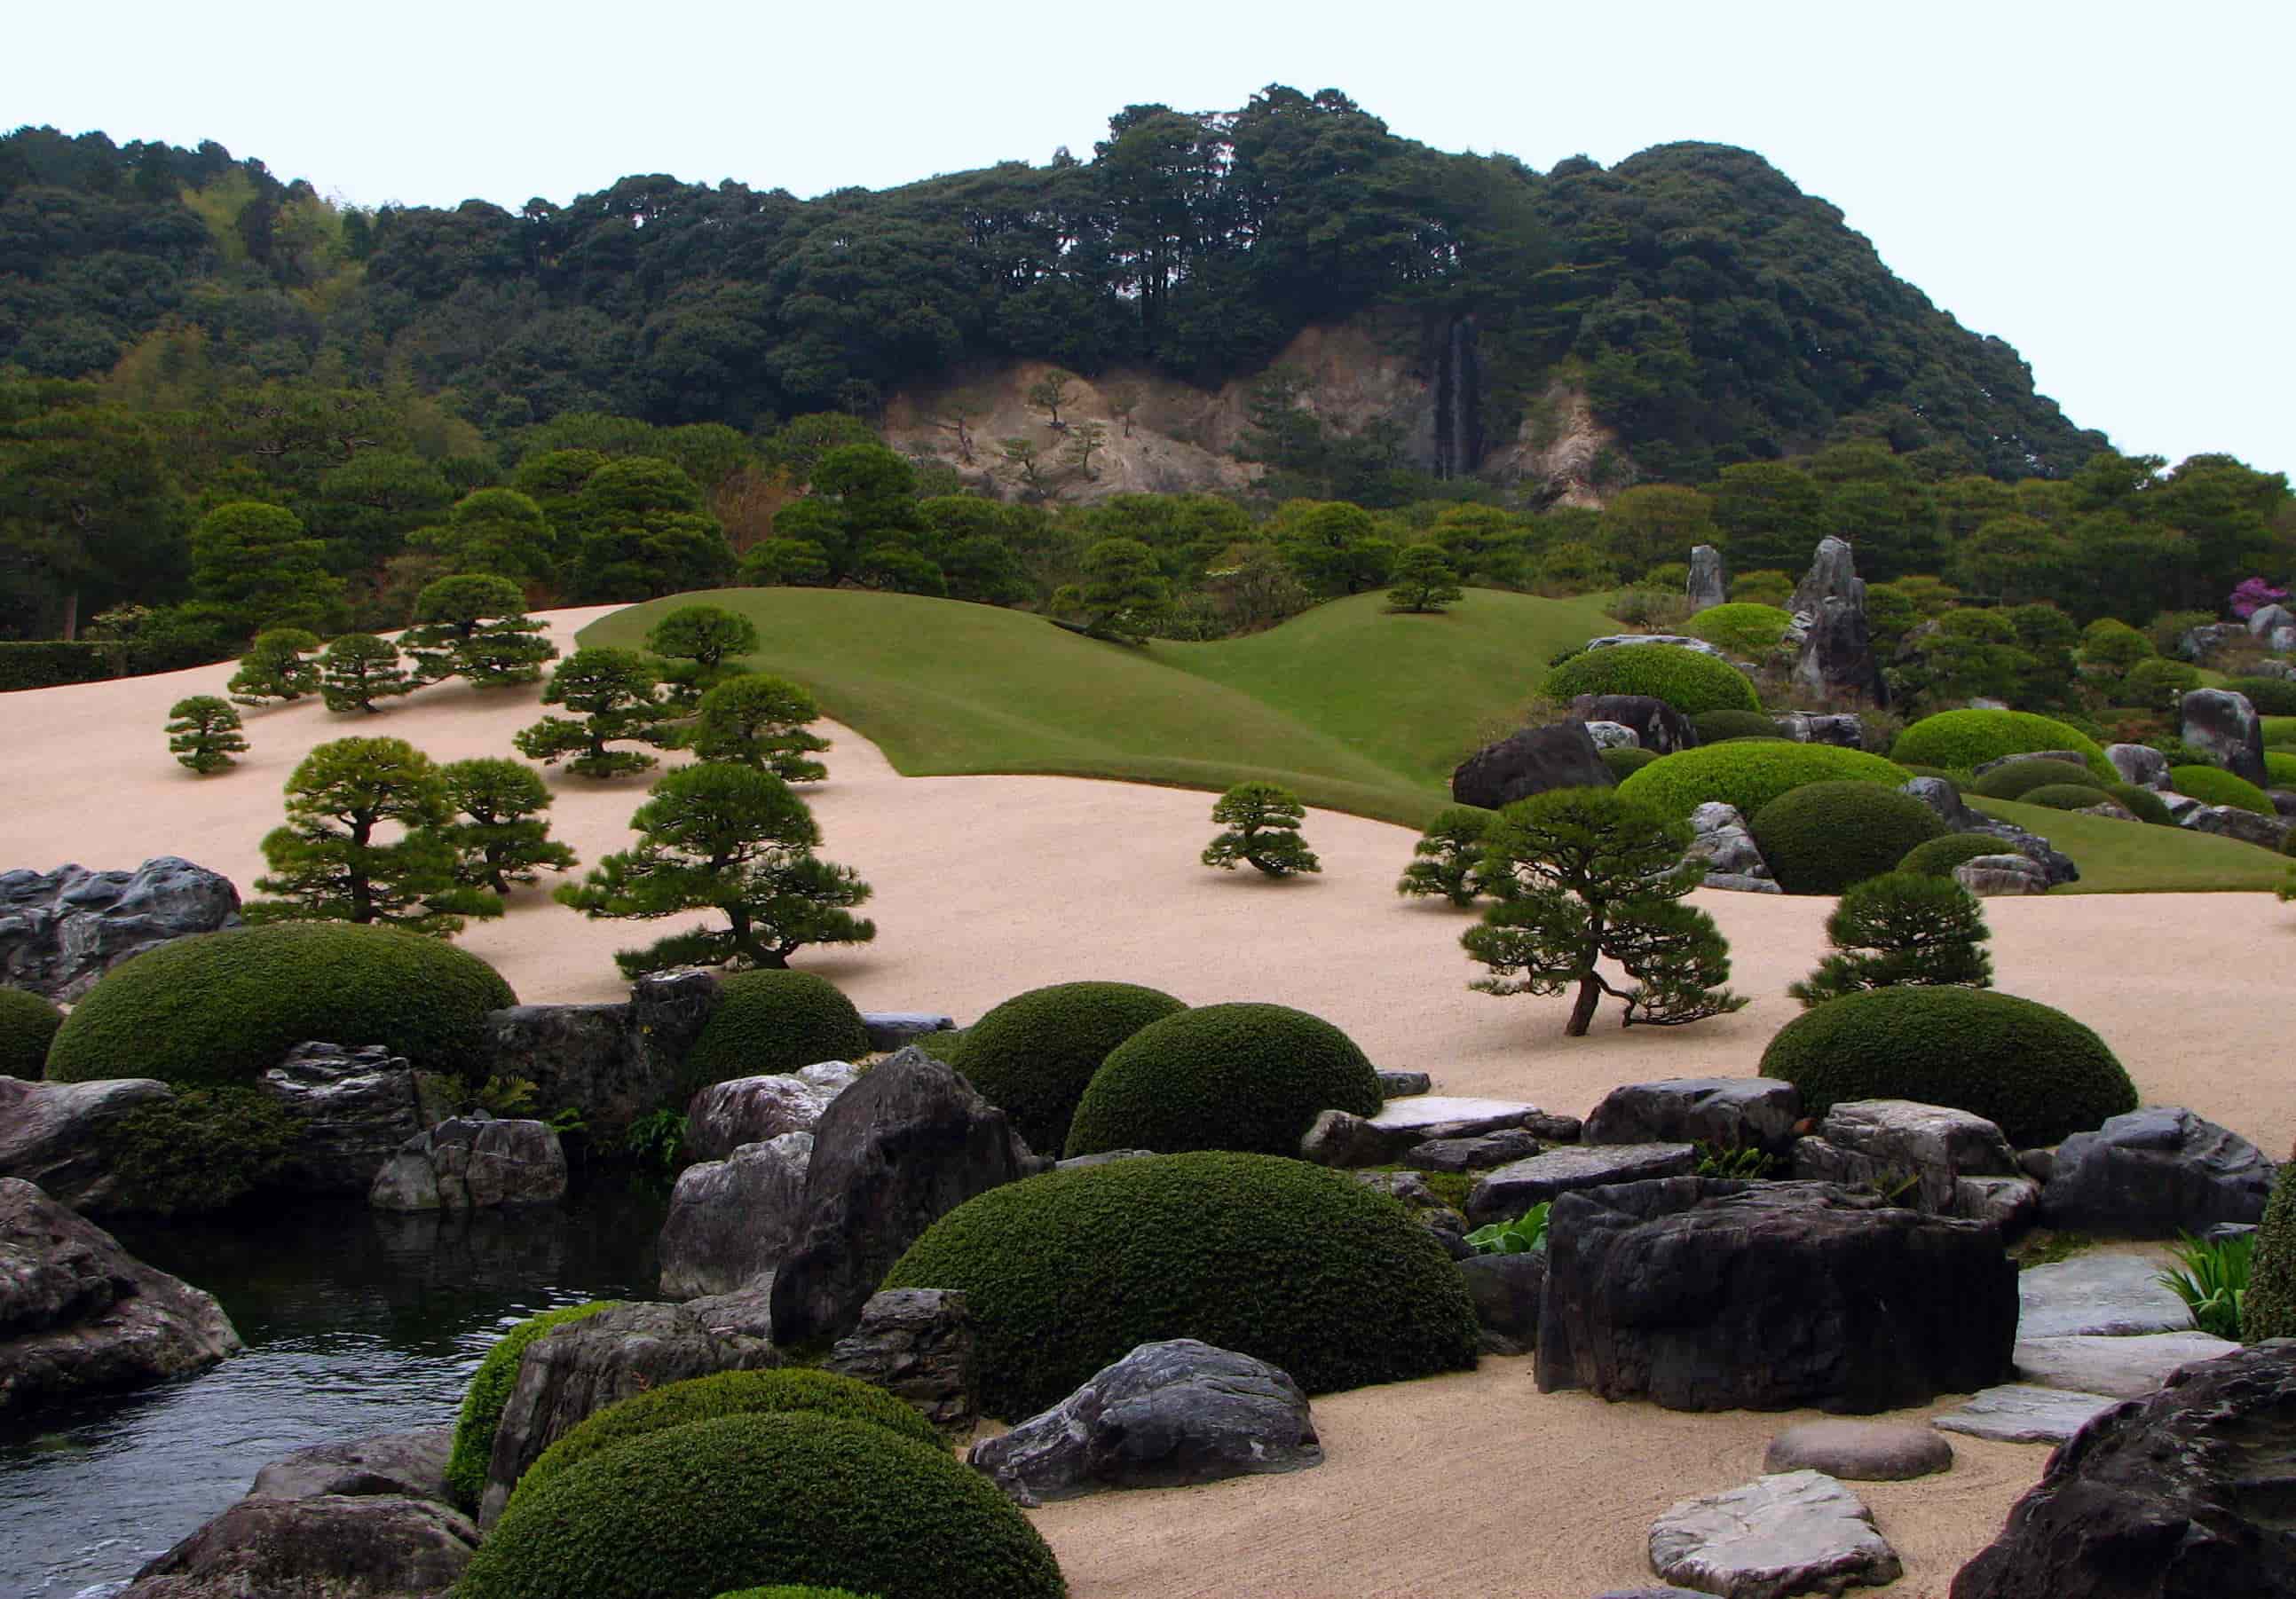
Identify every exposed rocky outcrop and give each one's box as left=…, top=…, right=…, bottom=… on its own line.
left=119, top=1492, right=480, bottom=1599
left=1787, top=538, right=1887, bottom=705
left=2183, top=802, right=2290, bottom=848
left=0, top=1075, right=173, bottom=1212
left=2041, top=1107, right=2276, bottom=1236
left=683, top=1063, right=853, bottom=1162
left=260, top=1044, right=430, bottom=1197
left=2181, top=688, right=2268, bottom=784
left=1684, top=802, right=1774, bottom=887
left=251, top=1427, right=455, bottom=1503
left=1772, top=711, right=1867, bottom=748
left=656, top=1130, right=813, bottom=1300
left=1451, top=721, right=1615, bottom=809
left=1954, top=855, right=2052, bottom=896
left=1788, top=1099, right=2032, bottom=1223
left=2105, top=744, right=2172, bottom=791
left=0, top=857, right=241, bottom=1003
left=1301, top=1096, right=1543, bottom=1169
left=367, top=1116, right=566, bottom=1212
left=477, top=969, right=722, bottom=1144
left=1466, top=1144, right=1696, bottom=1225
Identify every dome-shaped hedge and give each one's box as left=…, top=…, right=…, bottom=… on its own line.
left=682, top=969, right=870, bottom=1097
left=1890, top=710, right=2111, bottom=779
left=1898, top=833, right=2014, bottom=878
left=948, top=981, right=1187, bottom=1156
left=45, top=923, right=515, bottom=1089
left=2104, top=784, right=2175, bottom=826
left=882, top=1151, right=1479, bottom=1420
left=1685, top=603, right=1793, bottom=658
left=1748, top=782, right=1949, bottom=895
left=0, top=987, right=64, bottom=1078
left=1692, top=707, right=1782, bottom=744
left=1600, top=745, right=1661, bottom=779
left=2223, top=677, right=2296, bottom=717
left=1063, top=1002, right=1381, bottom=1159
left=1614, top=743, right=1913, bottom=823
left=509, top=1369, right=943, bottom=1516
left=1759, top=986, right=2136, bottom=1147
left=1544, top=644, right=1761, bottom=717
left=460, top=1414, right=1064, bottom=1599
left=2022, top=784, right=2129, bottom=814
left=2168, top=765, right=2276, bottom=816
left=1968, top=760, right=2106, bottom=802
left=447, top=1300, right=619, bottom=1508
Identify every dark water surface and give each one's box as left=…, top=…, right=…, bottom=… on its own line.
left=2, top=1181, right=667, bottom=1598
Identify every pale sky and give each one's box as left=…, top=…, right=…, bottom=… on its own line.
left=10, top=1, right=2290, bottom=478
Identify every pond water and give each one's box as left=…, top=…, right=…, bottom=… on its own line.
left=1, top=1180, right=667, bottom=1598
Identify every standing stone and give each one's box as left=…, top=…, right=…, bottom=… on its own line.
left=1568, top=695, right=1697, bottom=754
left=656, top=1131, right=814, bottom=1300
left=1648, top=1469, right=1901, bottom=1599
left=627, top=968, right=722, bottom=1089
left=259, top=1044, right=429, bottom=1196
left=825, top=1288, right=979, bottom=1432
left=2041, top=1107, right=2276, bottom=1236
left=1788, top=538, right=1888, bottom=705
left=0, top=857, right=241, bottom=1002
left=367, top=1117, right=567, bottom=1212
left=0, top=1075, right=174, bottom=1212
left=1686, top=545, right=1726, bottom=613
left=2181, top=688, right=2268, bottom=784
left=1451, top=721, right=1615, bottom=809
left=2248, top=602, right=2296, bottom=639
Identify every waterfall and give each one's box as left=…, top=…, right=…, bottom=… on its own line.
left=1432, top=315, right=1482, bottom=479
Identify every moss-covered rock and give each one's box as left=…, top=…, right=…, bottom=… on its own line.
left=44, top=923, right=514, bottom=1089
left=947, top=981, right=1187, bottom=1156
left=1614, top=742, right=1912, bottom=823
left=1967, top=760, right=2107, bottom=801
left=2169, top=765, right=2276, bottom=816
left=1748, top=781, right=1949, bottom=895
left=681, top=969, right=870, bottom=1098
left=882, top=1150, right=1479, bottom=1421
left=1063, top=1002, right=1381, bottom=1159
left=1897, top=834, right=2014, bottom=878
left=1544, top=644, right=1761, bottom=717
left=1890, top=709, right=2111, bottom=778
left=1759, top=986, right=2136, bottom=1147
left=446, top=1301, right=619, bottom=1509
left=0, top=987, right=63, bottom=1078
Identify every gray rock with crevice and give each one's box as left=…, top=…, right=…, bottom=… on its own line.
left=2181, top=688, right=2268, bottom=784
left=1955, top=855, right=2052, bottom=896
left=1303, top=1096, right=1543, bottom=1169
left=1687, top=545, right=1726, bottom=613
left=1584, top=1077, right=1800, bottom=1154
left=2183, top=802, right=2290, bottom=848
left=683, top=1072, right=837, bottom=1162
left=2041, top=1107, right=2276, bottom=1236
left=1458, top=1249, right=1545, bottom=1354
left=1377, top=1069, right=1432, bottom=1099
left=260, top=1044, right=429, bottom=1196
left=368, top=1116, right=566, bottom=1212
left=825, top=1287, right=977, bottom=1432
left=2105, top=744, right=2171, bottom=791
left=1789, top=1099, right=2019, bottom=1217
left=0, top=856, right=241, bottom=1003
left=2017, top=1252, right=2192, bottom=1338
left=657, top=1130, right=814, bottom=1300
left=0, top=1075, right=175, bottom=1212
left=1648, top=1469, right=1901, bottom=1599
left=1404, top=1128, right=1542, bottom=1173
left=1572, top=694, right=1697, bottom=754
left=1467, top=1143, right=1696, bottom=1225
left=1685, top=803, right=1771, bottom=881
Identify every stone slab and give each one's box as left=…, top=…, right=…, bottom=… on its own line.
left=1467, top=1143, right=1696, bottom=1225
left=1930, top=1384, right=2123, bottom=1445
left=1368, top=1096, right=1538, bottom=1136
left=2017, top=1252, right=2191, bottom=1338
left=2014, top=1332, right=2239, bottom=1399
left=1647, top=1469, right=1900, bottom=1599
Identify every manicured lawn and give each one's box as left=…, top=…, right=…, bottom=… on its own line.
left=2263, top=715, right=2296, bottom=748
left=1972, top=797, right=2290, bottom=894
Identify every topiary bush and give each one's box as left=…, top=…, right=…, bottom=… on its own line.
left=508, top=1369, right=943, bottom=1516
left=1967, top=760, right=2107, bottom=802
left=882, top=1151, right=1479, bottom=1420
left=947, top=981, right=1187, bottom=1157
left=1898, top=833, right=2013, bottom=878
left=0, top=987, right=63, bottom=1078
left=2169, top=765, right=2276, bottom=815
left=2222, top=677, right=2296, bottom=717
left=2023, top=783, right=2129, bottom=813
left=2245, top=1161, right=2296, bottom=1344
left=2263, top=717, right=2296, bottom=750
left=1692, top=708, right=1780, bottom=744
left=1890, top=709, right=2112, bottom=779
left=2106, top=784, right=2176, bottom=826
left=680, top=969, right=871, bottom=1099
left=1748, top=782, right=1948, bottom=895
left=45, top=923, right=516, bottom=1089
left=1544, top=644, right=1761, bottom=717
left=1614, top=743, right=1913, bottom=823
left=1063, top=1002, right=1381, bottom=1159
left=1685, top=603, right=1793, bottom=658
left=446, top=1301, right=620, bottom=1509
left=460, top=1414, right=1064, bottom=1599
left=1759, top=986, right=2137, bottom=1147
left=1600, top=745, right=1661, bottom=779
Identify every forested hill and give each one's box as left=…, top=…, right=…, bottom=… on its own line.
left=3, top=89, right=2103, bottom=484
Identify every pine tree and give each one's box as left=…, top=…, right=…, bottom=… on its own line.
left=1788, top=871, right=1993, bottom=1006
left=646, top=603, right=761, bottom=711
left=437, top=758, right=578, bottom=893
left=513, top=648, right=673, bottom=778
left=319, top=633, right=414, bottom=713
left=677, top=673, right=832, bottom=781
left=1202, top=782, right=1322, bottom=878
left=227, top=628, right=323, bottom=706
left=1396, top=806, right=1495, bottom=906
left=1387, top=546, right=1464, bottom=613
left=401, top=574, right=556, bottom=687
left=165, top=696, right=248, bottom=775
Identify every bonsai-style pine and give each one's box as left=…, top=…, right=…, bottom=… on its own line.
left=1202, top=781, right=1321, bottom=878
left=1464, top=787, right=1745, bottom=1036
left=165, top=695, right=248, bottom=774
left=1052, top=537, right=1169, bottom=642
left=646, top=603, right=761, bottom=710
left=226, top=627, right=323, bottom=706
left=1788, top=870, right=1993, bottom=1007
left=677, top=673, right=832, bottom=781
left=514, top=647, right=674, bottom=778
left=247, top=736, right=501, bottom=936
left=318, top=632, right=414, bottom=713
left=437, top=758, right=578, bottom=893
left=556, top=761, right=875, bottom=977
left=1396, top=806, right=1495, bottom=905
left=401, top=574, right=556, bottom=687
left=1386, top=545, right=1464, bottom=613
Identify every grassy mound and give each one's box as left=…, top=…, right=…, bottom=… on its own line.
left=461, top=1414, right=1064, bottom=1599
left=1898, top=834, right=2015, bottom=878
left=2265, top=716, right=2296, bottom=749
left=1543, top=643, right=1761, bottom=717
left=1063, top=1002, right=1382, bottom=1159
left=2023, top=783, right=2126, bottom=812
left=1614, top=742, right=1911, bottom=823
left=682, top=970, right=870, bottom=1097
left=1890, top=709, right=2111, bottom=778
left=446, top=1301, right=619, bottom=1509
left=45, top=923, right=515, bottom=1089
left=2104, top=784, right=2176, bottom=825
left=0, top=987, right=64, bottom=1078
left=1968, top=796, right=2291, bottom=893
left=2264, top=752, right=2296, bottom=788
left=1748, top=782, right=1948, bottom=895
left=1692, top=708, right=1781, bottom=744
left=948, top=981, right=1187, bottom=1157
left=1968, top=760, right=2105, bottom=801
left=1685, top=603, right=1792, bottom=657
left=882, top=1151, right=1479, bottom=1420
left=2169, top=765, right=2276, bottom=815
left=1760, top=986, right=2137, bottom=1146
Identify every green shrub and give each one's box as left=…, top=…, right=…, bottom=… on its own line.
left=1064, top=1002, right=1382, bottom=1158
left=2264, top=716, right=2296, bottom=749
left=509, top=1368, right=942, bottom=1515
left=1898, top=834, right=2012, bottom=878
left=460, top=1414, right=1063, bottom=1599
left=1685, top=603, right=1793, bottom=657
left=446, top=1301, right=619, bottom=1508
left=1395, top=805, right=1497, bottom=906
left=2107, top=784, right=2176, bottom=826
left=2169, top=765, right=2276, bottom=815
left=1544, top=644, right=1761, bottom=717
left=1600, top=745, right=1661, bottom=779
left=1759, top=986, right=2137, bottom=1146
left=1748, top=782, right=1948, bottom=895
left=1967, top=760, right=2106, bottom=801
left=1787, top=872, right=1992, bottom=1006
left=681, top=970, right=870, bottom=1099
left=92, top=1086, right=300, bottom=1213
left=0, top=640, right=114, bottom=691
left=948, top=981, right=1187, bottom=1156
left=2121, top=657, right=2205, bottom=707
left=2223, top=677, right=2296, bottom=717
left=2244, top=1162, right=2296, bottom=1343
left=0, top=988, right=63, bottom=1077
left=2265, top=752, right=2296, bottom=789
left=1614, top=743, right=1913, bottom=823
left=882, top=1151, right=1479, bottom=1419
left=45, top=923, right=516, bottom=1089
left=1890, top=709, right=2112, bottom=778
left=2023, top=783, right=2127, bottom=812
left=1692, top=708, right=1780, bottom=744
left=1895, top=764, right=1968, bottom=792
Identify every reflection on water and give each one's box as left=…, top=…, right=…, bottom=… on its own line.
left=0, top=1181, right=666, bottom=1599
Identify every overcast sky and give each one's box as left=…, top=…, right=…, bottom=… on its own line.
left=10, top=1, right=2290, bottom=477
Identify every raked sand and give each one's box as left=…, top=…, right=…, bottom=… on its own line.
left=6, top=603, right=2290, bottom=1595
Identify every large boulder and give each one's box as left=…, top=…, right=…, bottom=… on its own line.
left=656, top=1130, right=813, bottom=1299
left=1582, top=1078, right=1801, bottom=1154
left=968, top=1339, right=1322, bottom=1506
left=476, top=970, right=723, bottom=1146
left=1953, top=1342, right=2296, bottom=1598
left=2041, top=1107, right=2276, bottom=1236
left=1788, top=538, right=1887, bottom=705
left=1789, top=1099, right=2029, bottom=1222
left=1650, top=1469, right=1901, bottom=1599
left=0, top=1075, right=173, bottom=1211
left=1687, top=545, right=1726, bottom=612
left=2105, top=744, right=2172, bottom=791
left=117, top=1493, right=479, bottom=1599
left=769, top=1046, right=1047, bottom=1346
left=251, top=1427, right=455, bottom=1503
left=1569, top=694, right=1697, bottom=754
left=1536, top=1179, right=2016, bottom=1413
left=367, top=1117, right=566, bottom=1212
left=2184, top=802, right=2291, bottom=848
left=0, top=1177, right=241, bottom=1420
left=825, top=1287, right=980, bottom=1432
left=2181, top=688, right=2268, bottom=784
left=2249, top=602, right=2296, bottom=639
left=1954, top=855, right=2051, bottom=897
left=1458, top=1249, right=1546, bottom=1353
left=0, top=857, right=241, bottom=1003
left=1451, top=721, right=1615, bottom=809
left=259, top=1043, right=430, bottom=1197
left=1684, top=803, right=1772, bottom=882
left=1896, top=781, right=2079, bottom=886
left=682, top=1062, right=855, bottom=1162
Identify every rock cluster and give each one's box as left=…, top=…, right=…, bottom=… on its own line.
left=0, top=857, right=241, bottom=1002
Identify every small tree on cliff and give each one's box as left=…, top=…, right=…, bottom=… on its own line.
left=166, top=696, right=248, bottom=774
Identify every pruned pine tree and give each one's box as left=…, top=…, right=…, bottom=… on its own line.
left=1787, top=871, right=1993, bottom=1006
left=401, top=574, right=556, bottom=687
left=166, top=696, right=247, bottom=774
left=438, top=757, right=578, bottom=893
left=678, top=673, right=832, bottom=781
left=646, top=603, right=761, bottom=711
left=513, top=647, right=674, bottom=778
left=1202, top=782, right=1321, bottom=878
left=1395, top=806, right=1495, bottom=906
left=319, top=633, right=414, bottom=713
left=227, top=627, right=323, bottom=706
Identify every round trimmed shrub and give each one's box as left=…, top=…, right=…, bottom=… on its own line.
left=1898, top=833, right=2013, bottom=878
left=1759, top=986, right=2137, bottom=1147
left=447, top=1300, right=619, bottom=1508
left=1600, top=745, right=1661, bottom=779
left=1063, top=1002, right=1381, bottom=1159
left=1968, top=760, right=2107, bottom=802
left=2107, top=784, right=2176, bottom=826
left=882, top=1151, right=1479, bottom=1420
left=1890, top=709, right=2112, bottom=779
left=460, top=1414, right=1062, bottom=1599
left=1692, top=707, right=1779, bottom=744
left=2222, top=677, right=2296, bottom=717
left=2023, top=783, right=2127, bottom=813
left=2264, top=751, right=2296, bottom=789
left=1685, top=602, right=1793, bottom=657
left=45, top=923, right=515, bottom=1089
left=2169, top=765, right=2276, bottom=816
left=509, top=1368, right=943, bottom=1515
left=0, top=987, right=64, bottom=1078
left=1544, top=643, right=1761, bottom=717
left=948, top=981, right=1187, bottom=1156
left=1748, top=782, right=1948, bottom=895
left=682, top=970, right=870, bottom=1096
left=1614, top=742, right=1913, bottom=823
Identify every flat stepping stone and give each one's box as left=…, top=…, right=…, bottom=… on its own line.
left=2017, top=1252, right=2190, bottom=1338
left=1763, top=1421, right=1953, bottom=1481
left=2015, top=1332, right=2239, bottom=1398
left=1648, top=1469, right=1900, bottom=1599
left=1467, top=1143, right=1695, bottom=1225
left=1369, top=1096, right=1537, bottom=1136
left=1931, top=1384, right=2120, bottom=1445
left=1404, top=1129, right=1542, bottom=1173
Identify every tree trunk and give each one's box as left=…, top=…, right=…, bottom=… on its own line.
left=1566, top=974, right=1601, bottom=1037
left=60, top=588, right=79, bottom=642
